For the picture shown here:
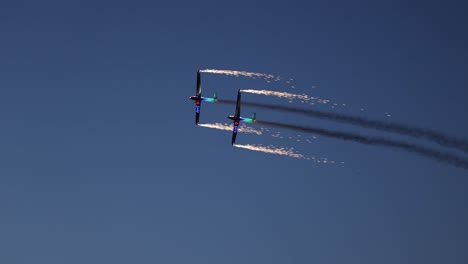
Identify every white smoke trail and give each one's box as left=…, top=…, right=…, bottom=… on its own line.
left=199, top=124, right=336, bottom=164
left=200, top=123, right=318, bottom=143
left=240, top=89, right=332, bottom=105
left=198, top=123, right=263, bottom=135
left=233, top=144, right=336, bottom=164
left=233, top=144, right=305, bottom=159
left=200, top=69, right=281, bottom=81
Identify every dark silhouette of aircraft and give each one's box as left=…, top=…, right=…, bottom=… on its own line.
left=189, top=70, right=217, bottom=125
left=228, top=89, right=256, bottom=145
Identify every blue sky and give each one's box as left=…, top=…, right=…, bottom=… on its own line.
left=1, top=0, right=467, bottom=263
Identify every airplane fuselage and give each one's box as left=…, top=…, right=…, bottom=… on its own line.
left=228, top=115, right=254, bottom=123
left=189, top=96, right=216, bottom=102
left=228, top=115, right=242, bottom=121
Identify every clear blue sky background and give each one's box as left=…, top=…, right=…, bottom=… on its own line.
left=1, top=0, right=467, bottom=263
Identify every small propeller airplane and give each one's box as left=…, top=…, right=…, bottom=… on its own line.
left=189, top=70, right=218, bottom=125
left=228, top=89, right=256, bottom=145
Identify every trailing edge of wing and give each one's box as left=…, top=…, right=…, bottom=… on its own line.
left=196, top=70, right=201, bottom=97
left=231, top=131, right=237, bottom=145
left=235, top=89, right=241, bottom=117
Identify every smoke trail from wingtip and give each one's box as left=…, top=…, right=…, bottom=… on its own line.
left=198, top=123, right=332, bottom=162
left=218, top=99, right=468, bottom=154
left=199, top=69, right=281, bottom=81
left=257, top=120, right=468, bottom=170
left=240, top=89, right=332, bottom=105
left=198, top=123, right=263, bottom=135
left=199, top=123, right=318, bottom=143
left=233, top=144, right=335, bottom=164
left=234, top=144, right=305, bottom=159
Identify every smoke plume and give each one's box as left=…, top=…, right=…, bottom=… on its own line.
left=256, top=120, right=468, bottom=170
left=218, top=99, right=468, bottom=154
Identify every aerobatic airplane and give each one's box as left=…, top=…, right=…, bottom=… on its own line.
left=189, top=70, right=218, bottom=125
left=228, top=89, right=256, bottom=145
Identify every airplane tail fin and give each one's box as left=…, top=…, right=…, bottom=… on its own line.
left=213, top=92, right=218, bottom=100
left=252, top=113, right=256, bottom=121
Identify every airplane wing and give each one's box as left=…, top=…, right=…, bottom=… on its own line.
left=195, top=100, right=201, bottom=125
left=196, top=70, right=201, bottom=97
left=235, top=89, right=241, bottom=117
left=231, top=132, right=237, bottom=145
left=231, top=121, right=239, bottom=145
